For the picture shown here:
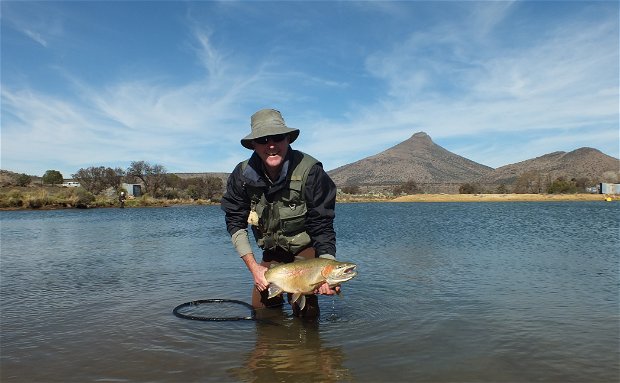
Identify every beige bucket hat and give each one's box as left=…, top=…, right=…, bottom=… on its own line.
left=241, top=109, right=300, bottom=149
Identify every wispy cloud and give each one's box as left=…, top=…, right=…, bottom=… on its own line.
left=1, top=2, right=617, bottom=176
left=303, top=3, right=618, bottom=169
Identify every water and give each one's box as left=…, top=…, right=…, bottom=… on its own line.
left=1, top=202, right=618, bottom=382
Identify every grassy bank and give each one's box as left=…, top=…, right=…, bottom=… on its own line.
left=0, top=186, right=215, bottom=210
left=1, top=186, right=616, bottom=211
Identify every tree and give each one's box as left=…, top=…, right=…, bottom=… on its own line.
left=496, top=184, right=509, bottom=194
left=342, top=185, right=361, bottom=195
left=459, top=183, right=482, bottom=194
left=73, top=166, right=124, bottom=194
left=16, top=173, right=32, bottom=187
left=203, top=176, right=223, bottom=200
left=573, top=177, right=592, bottom=192
left=546, top=177, right=577, bottom=194
left=513, top=171, right=547, bottom=194
left=42, top=170, right=63, bottom=185
left=180, top=176, right=223, bottom=200
left=126, top=161, right=167, bottom=196
left=165, top=173, right=181, bottom=190
left=393, top=180, right=421, bottom=195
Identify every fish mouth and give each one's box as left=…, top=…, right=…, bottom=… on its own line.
left=332, top=265, right=357, bottom=282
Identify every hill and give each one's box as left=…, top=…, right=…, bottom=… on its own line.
left=478, top=147, right=620, bottom=186
left=327, top=132, right=619, bottom=193
left=327, top=132, right=493, bottom=192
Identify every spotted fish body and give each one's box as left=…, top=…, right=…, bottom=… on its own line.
left=265, top=258, right=357, bottom=310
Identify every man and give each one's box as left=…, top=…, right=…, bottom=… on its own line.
left=119, top=191, right=126, bottom=208
left=221, top=108, right=338, bottom=318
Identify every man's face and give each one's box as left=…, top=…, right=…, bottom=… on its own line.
left=252, top=134, right=290, bottom=172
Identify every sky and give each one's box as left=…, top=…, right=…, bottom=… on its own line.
left=1, top=1, right=618, bottom=178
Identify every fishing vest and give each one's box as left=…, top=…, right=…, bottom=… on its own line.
left=243, top=151, right=318, bottom=255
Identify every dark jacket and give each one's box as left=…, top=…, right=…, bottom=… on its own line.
left=221, top=148, right=336, bottom=256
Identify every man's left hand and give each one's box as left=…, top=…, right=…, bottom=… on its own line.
left=315, top=282, right=340, bottom=295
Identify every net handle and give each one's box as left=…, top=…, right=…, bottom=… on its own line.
left=172, top=299, right=257, bottom=321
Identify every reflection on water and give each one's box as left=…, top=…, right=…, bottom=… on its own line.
left=1, top=203, right=619, bottom=382
left=229, top=310, right=352, bottom=383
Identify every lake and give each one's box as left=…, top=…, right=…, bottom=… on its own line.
left=1, top=202, right=618, bottom=382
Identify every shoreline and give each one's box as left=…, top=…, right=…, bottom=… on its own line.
left=0, top=193, right=616, bottom=211
left=390, top=193, right=616, bottom=203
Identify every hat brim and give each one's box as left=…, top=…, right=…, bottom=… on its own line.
left=241, top=128, right=299, bottom=150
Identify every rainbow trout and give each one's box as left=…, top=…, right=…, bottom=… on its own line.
left=265, top=258, right=357, bottom=310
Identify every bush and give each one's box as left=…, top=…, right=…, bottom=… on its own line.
left=459, top=183, right=482, bottom=194
left=341, top=185, right=361, bottom=194
left=27, top=190, right=49, bottom=209
left=0, top=189, right=25, bottom=208
left=394, top=180, right=421, bottom=195
left=546, top=178, right=577, bottom=194
left=163, top=189, right=181, bottom=200
left=70, top=188, right=95, bottom=208
left=16, top=173, right=32, bottom=187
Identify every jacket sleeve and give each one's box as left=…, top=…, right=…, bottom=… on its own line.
left=304, top=163, right=337, bottom=256
left=221, top=163, right=251, bottom=236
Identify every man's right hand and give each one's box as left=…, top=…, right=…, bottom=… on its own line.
left=251, top=263, right=269, bottom=292
left=241, top=253, right=270, bottom=292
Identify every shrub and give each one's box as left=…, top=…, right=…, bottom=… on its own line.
left=546, top=178, right=577, bottom=194
left=16, top=173, right=32, bottom=187
left=496, top=184, right=509, bottom=194
left=27, top=192, right=48, bottom=208
left=342, top=185, right=361, bottom=194
left=394, top=180, right=421, bottom=195
left=459, top=183, right=482, bottom=194
left=71, top=188, right=95, bottom=208
left=0, top=190, right=24, bottom=208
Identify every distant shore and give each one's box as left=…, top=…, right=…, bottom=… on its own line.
left=0, top=191, right=616, bottom=211
left=390, top=193, right=616, bottom=203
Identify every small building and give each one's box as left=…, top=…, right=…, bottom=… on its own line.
left=62, top=181, right=81, bottom=187
left=122, top=183, right=142, bottom=197
left=600, top=183, right=620, bottom=194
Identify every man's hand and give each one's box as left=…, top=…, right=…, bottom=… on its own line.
left=241, top=253, right=270, bottom=292
left=251, top=263, right=270, bottom=292
left=315, top=282, right=340, bottom=296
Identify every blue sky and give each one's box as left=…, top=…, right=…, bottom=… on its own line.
left=2, top=1, right=618, bottom=178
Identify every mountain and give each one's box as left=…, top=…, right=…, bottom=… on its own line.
left=328, top=132, right=493, bottom=188
left=478, top=147, right=620, bottom=185
left=327, top=132, right=619, bottom=193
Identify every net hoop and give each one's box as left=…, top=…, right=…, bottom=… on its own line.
left=172, top=299, right=257, bottom=321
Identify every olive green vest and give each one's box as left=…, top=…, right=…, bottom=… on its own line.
left=243, top=151, right=318, bottom=255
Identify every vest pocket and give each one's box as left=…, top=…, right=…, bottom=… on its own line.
left=278, top=203, right=307, bottom=234
left=285, top=231, right=311, bottom=253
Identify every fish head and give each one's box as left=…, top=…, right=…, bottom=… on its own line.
left=323, top=260, right=357, bottom=285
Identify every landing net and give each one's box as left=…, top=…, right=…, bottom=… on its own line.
left=172, top=299, right=256, bottom=321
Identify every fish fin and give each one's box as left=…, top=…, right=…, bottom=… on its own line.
left=267, top=284, right=283, bottom=299
left=290, top=293, right=306, bottom=311
left=291, top=292, right=301, bottom=304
